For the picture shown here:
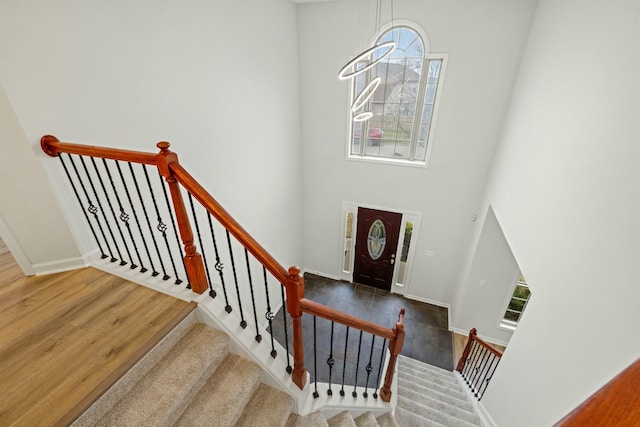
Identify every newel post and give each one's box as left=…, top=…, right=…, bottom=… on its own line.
left=456, top=327, right=478, bottom=372
left=155, top=142, right=208, bottom=294
left=380, top=308, right=405, bottom=402
left=285, top=266, right=307, bottom=390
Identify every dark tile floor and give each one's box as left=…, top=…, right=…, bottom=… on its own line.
left=272, top=273, right=454, bottom=393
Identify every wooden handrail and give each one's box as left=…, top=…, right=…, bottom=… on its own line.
left=554, top=359, right=640, bottom=427
left=456, top=328, right=503, bottom=372
left=299, top=298, right=397, bottom=340
left=41, top=135, right=157, bottom=165
left=169, top=162, right=290, bottom=283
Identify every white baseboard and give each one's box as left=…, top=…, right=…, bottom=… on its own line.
left=32, top=255, right=88, bottom=275
left=302, top=268, right=341, bottom=281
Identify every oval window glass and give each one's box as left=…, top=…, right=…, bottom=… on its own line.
left=367, top=220, right=386, bottom=260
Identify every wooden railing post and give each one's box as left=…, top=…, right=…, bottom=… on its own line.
left=155, top=142, right=208, bottom=294
left=285, top=266, right=307, bottom=390
left=456, top=327, right=478, bottom=372
left=380, top=308, right=405, bottom=402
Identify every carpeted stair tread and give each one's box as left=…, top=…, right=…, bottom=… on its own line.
left=286, top=412, right=330, bottom=427
left=397, top=370, right=468, bottom=401
left=328, top=410, right=358, bottom=427
left=398, top=379, right=471, bottom=409
left=399, top=355, right=457, bottom=380
left=398, top=396, right=480, bottom=427
left=175, top=353, right=262, bottom=426
left=395, top=407, right=447, bottom=427
left=398, top=385, right=479, bottom=424
left=376, top=412, right=399, bottom=427
left=235, top=383, right=294, bottom=427
left=96, top=323, right=228, bottom=427
left=354, top=411, right=379, bottom=427
left=398, top=360, right=459, bottom=386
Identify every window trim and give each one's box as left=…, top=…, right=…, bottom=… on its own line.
left=499, top=271, right=531, bottom=331
left=345, top=21, right=447, bottom=167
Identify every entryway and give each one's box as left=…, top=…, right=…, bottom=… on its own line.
left=353, top=207, right=402, bottom=291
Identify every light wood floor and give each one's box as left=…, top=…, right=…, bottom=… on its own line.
left=0, top=238, right=195, bottom=427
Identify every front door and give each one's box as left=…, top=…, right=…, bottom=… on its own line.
left=353, top=207, right=402, bottom=291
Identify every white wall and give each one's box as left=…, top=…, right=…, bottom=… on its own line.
left=0, top=0, right=303, bottom=271
left=297, top=0, right=537, bottom=304
left=478, top=1, right=640, bottom=425
left=451, top=206, right=519, bottom=345
left=0, top=84, right=82, bottom=273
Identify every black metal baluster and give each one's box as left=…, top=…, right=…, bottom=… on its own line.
left=58, top=155, right=107, bottom=259
left=475, top=350, right=494, bottom=398
left=280, top=284, right=292, bottom=374
left=187, top=194, right=214, bottom=295
left=339, top=326, right=349, bottom=397
left=128, top=163, right=161, bottom=277
left=157, top=172, right=185, bottom=285
left=373, top=338, right=387, bottom=398
left=352, top=330, right=364, bottom=397
left=463, top=341, right=480, bottom=381
left=89, top=157, right=129, bottom=266
left=471, top=349, right=491, bottom=396
left=208, top=213, right=231, bottom=307
left=327, top=321, right=335, bottom=396
left=477, top=354, right=498, bottom=399
left=363, top=335, right=376, bottom=398
left=226, top=231, right=247, bottom=329
left=115, top=161, right=148, bottom=273
left=78, top=156, right=120, bottom=263
left=102, top=159, right=138, bottom=270
left=142, top=164, right=171, bottom=281
left=313, top=315, right=319, bottom=399
left=244, top=249, right=262, bottom=343
left=467, top=341, right=483, bottom=389
left=263, top=267, right=277, bottom=358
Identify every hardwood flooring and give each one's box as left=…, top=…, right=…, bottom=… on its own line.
left=0, top=239, right=195, bottom=427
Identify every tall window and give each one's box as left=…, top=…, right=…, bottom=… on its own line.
left=349, top=26, right=444, bottom=164
left=502, top=274, right=531, bottom=327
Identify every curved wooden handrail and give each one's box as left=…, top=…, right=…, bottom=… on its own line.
left=473, top=334, right=503, bottom=358
left=169, top=162, right=290, bottom=283
left=299, top=298, right=397, bottom=339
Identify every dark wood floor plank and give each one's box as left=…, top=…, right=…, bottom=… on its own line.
left=0, top=241, right=196, bottom=427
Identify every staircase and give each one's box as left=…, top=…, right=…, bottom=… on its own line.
left=73, top=312, right=399, bottom=427
left=395, top=355, right=481, bottom=427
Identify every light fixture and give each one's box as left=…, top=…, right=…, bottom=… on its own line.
left=338, top=0, right=395, bottom=122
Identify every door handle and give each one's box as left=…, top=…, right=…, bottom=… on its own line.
left=390, top=259, right=395, bottom=264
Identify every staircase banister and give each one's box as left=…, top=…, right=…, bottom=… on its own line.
left=472, top=335, right=504, bottom=358
left=554, top=358, right=640, bottom=426
left=41, top=135, right=157, bottom=165
left=299, top=298, right=397, bottom=340
left=168, top=162, right=290, bottom=284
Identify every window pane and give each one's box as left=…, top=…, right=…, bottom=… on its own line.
left=343, top=212, right=354, bottom=272
left=347, top=26, right=443, bottom=164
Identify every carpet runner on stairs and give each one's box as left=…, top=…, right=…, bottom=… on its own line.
left=395, top=355, right=482, bottom=427
left=73, top=312, right=399, bottom=427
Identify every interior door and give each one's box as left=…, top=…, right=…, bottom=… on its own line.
left=353, top=207, right=402, bottom=290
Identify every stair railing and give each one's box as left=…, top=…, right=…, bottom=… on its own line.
left=456, top=328, right=503, bottom=400
left=41, top=135, right=405, bottom=402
